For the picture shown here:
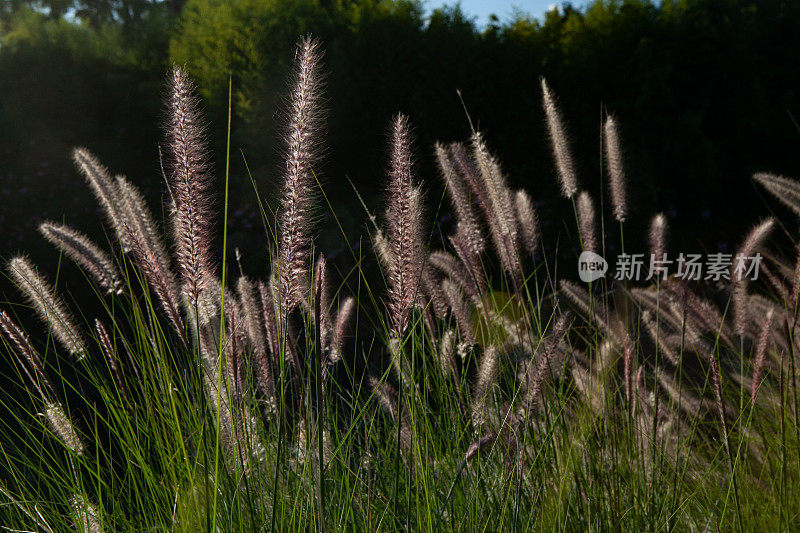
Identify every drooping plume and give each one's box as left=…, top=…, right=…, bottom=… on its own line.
left=95, top=319, right=125, bottom=396
left=385, top=114, right=424, bottom=335
left=368, top=376, right=412, bottom=452
left=0, top=309, right=54, bottom=397
left=72, top=147, right=130, bottom=250
left=39, top=221, right=121, bottom=295
left=515, top=313, right=570, bottom=423
left=733, top=218, right=773, bottom=280
left=123, top=221, right=186, bottom=339
left=7, top=257, right=85, bottom=359
left=115, top=176, right=173, bottom=271
left=73, top=147, right=180, bottom=317
left=577, top=191, right=597, bottom=253
left=604, top=115, right=627, bottom=222
left=43, top=402, right=84, bottom=455
left=731, top=218, right=774, bottom=337
left=449, top=142, right=491, bottom=223
left=514, top=189, right=539, bottom=257
left=470, top=132, right=521, bottom=284
left=166, top=67, right=215, bottom=306
left=753, top=172, right=800, bottom=217
left=541, top=78, right=577, bottom=198
left=420, top=262, right=449, bottom=320
left=279, top=37, right=325, bottom=312
left=435, top=142, right=484, bottom=255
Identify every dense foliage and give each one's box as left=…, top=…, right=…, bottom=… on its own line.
left=2, top=5, right=800, bottom=527
left=2, top=0, right=800, bottom=280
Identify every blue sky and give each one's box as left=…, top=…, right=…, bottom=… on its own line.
left=427, top=0, right=577, bottom=25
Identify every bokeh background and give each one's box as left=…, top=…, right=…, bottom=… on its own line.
left=1, top=0, right=799, bottom=302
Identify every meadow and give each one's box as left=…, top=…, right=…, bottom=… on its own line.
left=0, top=36, right=798, bottom=531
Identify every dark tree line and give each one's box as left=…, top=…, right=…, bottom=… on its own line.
left=1, top=0, right=799, bottom=294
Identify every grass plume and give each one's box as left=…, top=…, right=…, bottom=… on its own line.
left=279, top=36, right=325, bottom=312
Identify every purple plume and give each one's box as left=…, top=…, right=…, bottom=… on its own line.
left=166, top=67, right=215, bottom=306
left=279, top=37, right=325, bottom=312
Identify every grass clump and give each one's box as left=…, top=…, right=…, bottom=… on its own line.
left=1, top=37, right=799, bottom=531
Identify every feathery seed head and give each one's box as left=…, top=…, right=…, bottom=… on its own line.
left=472, top=345, right=499, bottom=429
left=123, top=221, right=185, bottom=338
left=734, top=218, right=774, bottom=280
left=442, top=278, right=475, bottom=345
left=708, top=353, right=727, bottom=437
left=39, top=221, right=121, bottom=294
left=731, top=218, right=773, bottom=337
left=94, top=319, right=125, bottom=396
left=313, top=255, right=332, bottom=354
left=279, top=37, right=325, bottom=313
left=577, top=191, right=597, bottom=253
left=7, top=256, right=86, bottom=359
left=649, top=213, right=667, bottom=262
left=0, top=309, right=54, bottom=397
left=385, top=114, right=424, bottom=335
left=43, top=402, right=83, bottom=455
left=604, top=115, right=627, bottom=222
left=753, top=172, right=800, bottom=217
left=72, top=148, right=132, bottom=250
left=332, top=296, right=355, bottom=363
left=541, top=78, right=578, bottom=198
left=71, top=494, right=101, bottom=533
left=115, top=176, right=172, bottom=268
left=514, top=189, right=539, bottom=257
left=623, top=335, right=634, bottom=408
left=470, top=132, right=521, bottom=283
left=167, top=67, right=215, bottom=305
left=435, top=142, right=485, bottom=255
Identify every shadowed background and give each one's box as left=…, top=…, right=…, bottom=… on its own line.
left=1, top=0, right=799, bottom=307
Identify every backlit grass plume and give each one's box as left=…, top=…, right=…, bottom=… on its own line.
left=541, top=78, right=577, bottom=198
left=577, top=191, right=597, bottom=253
left=43, top=402, right=84, bottom=456
left=279, top=36, right=324, bottom=312
left=649, top=213, right=667, bottom=265
left=72, top=147, right=133, bottom=252
left=514, top=189, right=539, bottom=258
left=7, top=256, right=86, bottom=359
left=385, top=114, right=424, bottom=335
left=435, top=142, right=485, bottom=255
left=731, top=218, right=774, bottom=337
left=753, top=172, right=800, bottom=217
left=470, top=132, right=521, bottom=285
left=604, top=115, right=627, bottom=222
left=0, top=309, right=55, bottom=398
left=39, top=221, right=121, bottom=295
left=167, top=67, right=215, bottom=306
left=115, top=176, right=173, bottom=272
